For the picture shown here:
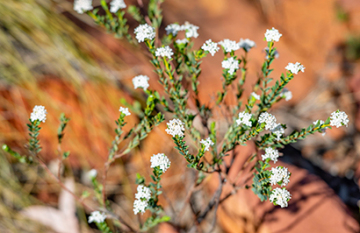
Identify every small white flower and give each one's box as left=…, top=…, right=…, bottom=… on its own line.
left=135, top=185, right=151, bottom=201
left=30, top=105, right=47, bottom=123
left=110, top=0, right=126, bottom=13
left=166, top=22, right=199, bottom=38
left=119, top=107, right=131, bottom=116
left=165, top=119, right=185, bottom=137
left=219, top=39, right=240, bottom=53
left=165, top=23, right=181, bottom=36
left=270, top=187, right=291, bottom=208
left=133, top=199, right=148, bottom=214
left=222, top=57, right=239, bottom=75
left=200, top=137, right=214, bottom=152
left=271, top=123, right=285, bottom=141
left=181, top=22, right=199, bottom=38
left=74, top=0, right=93, bottom=14
left=201, top=39, right=219, bottom=56
left=155, top=46, right=174, bottom=59
left=270, top=167, right=290, bottom=186
left=313, top=120, right=326, bottom=136
left=150, top=153, right=171, bottom=172
left=133, top=185, right=151, bottom=215
left=238, top=38, right=256, bottom=51
left=176, top=38, right=188, bottom=45
left=251, top=92, right=260, bottom=100
left=132, top=75, right=150, bottom=91
left=134, top=24, right=155, bottom=43
left=281, top=88, right=292, bottom=101
left=264, top=27, right=282, bottom=42
left=330, top=110, right=349, bottom=128
left=285, top=62, right=305, bottom=75
left=236, top=111, right=252, bottom=127
left=88, top=211, right=107, bottom=223
left=262, top=147, right=280, bottom=163
left=88, top=169, right=97, bottom=179
left=258, top=112, right=277, bottom=130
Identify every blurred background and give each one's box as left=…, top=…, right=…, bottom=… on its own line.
left=1, top=0, right=360, bottom=232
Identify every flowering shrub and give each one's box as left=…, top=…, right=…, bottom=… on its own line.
left=2, top=0, right=350, bottom=232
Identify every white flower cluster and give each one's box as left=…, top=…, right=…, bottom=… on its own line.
left=267, top=163, right=292, bottom=208
left=119, top=107, right=131, bottom=116
left=261, top=124, right=291, bottom=208
left=236, top=111, right=252, bottom=127
left=133, top=185, right=151, bottom=214
left=258, top=112, right=285, bottom=140
left=155, top=46, right=174, bottom=59
left=259, top=112, right=285, bottom=141
left=264, top=27, right=282, bottom=42
left=270, top=187, right=291, bottom=208
left=261, top=147, right=280, bottom=163
left=251, top=92, right=260, bottom=100
left=238, top=38, right=256, bottom=51
left=134, top=24, right=155, bottom=43
left=110, top=0, right=126, bottom=13
left=258, top=112, right=277, bottom=130
left=30, top=105, right=47, bottom=123
left=285, top=62, right=305, bottom=75
left=263, top=149, right=291, bottom=208
left=133, top=199, right=148, bottom=215
left=165, top=119, right=185, bottom=137
left=165, top=22, right=199, bottom=38
left=176, top=39, right=188, bottom=45
left=262, top=148, right=291, bottom=208
left=150, top=153, right=171, bottom=173
left=165, top=24, right=181, bottom=36
left=88, top=211, right=107, bottom=223
left=271, top=123, right=285, bottom=141
left=222, top=57, right=239, bottom=75
left=219, top=39, right=240, bottom=53
left=200, top=137, right=214, bottom=151
left=270, top=166, right=290, bottom=186
left=201, top=39, right=219, bottom=56
left=330, top=110, right=349, bottom=128
left=218, top=38, right=255, bottom=53
left=74, top=0, right=93, bottom=14
left=135, top=185, right=151, bottom=200
left=183, top=22, right=199, bottom=38
left=132, top=75, right=150, bottom=91
left=281, top=88, right=292, bottom=101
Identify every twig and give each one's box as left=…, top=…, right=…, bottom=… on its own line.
left=100, top=208, right=138, bottom=232
left=178, top=181, right=198, bottom=223
left=161, top=187, right=177, bottom=218
left=219, top=175, right=252, bottom=205
left=37, top=158, right=94, bottom=212
left=137, top=0, right=144, bottom=7
left=102, top=151, right=127, bottom=208
left=57, top=144, right=62, bottom=179
left=207, top=196, right=219, bottom=233
left=196, top=173, right=223, bottom=223
left=37, top=156, right=138, bottom=232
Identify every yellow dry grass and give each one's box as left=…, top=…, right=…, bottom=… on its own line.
left=0, top=0, right=147, bottom=231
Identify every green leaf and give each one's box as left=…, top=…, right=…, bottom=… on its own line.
left=128, top=6, right=143, bottom=22
left=136, top=173, right=145, bottom=184
left=81, top=190, right=90, bottom=198
left=159, top=215, right=171, bottom=222
left=62, top=151, right=70, bottom=159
